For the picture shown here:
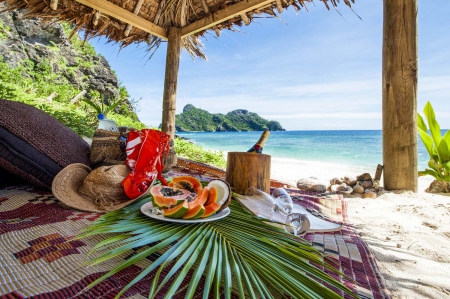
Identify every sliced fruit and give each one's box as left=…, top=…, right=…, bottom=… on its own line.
left=201, top=202, right=221, bottom=218
left=206, top=179, right=232, bottom=212
left=150, top=186, right=190, bottom=208
left=188, top=187, right=209, bottom=208
left=182, top=204, right=205, bottom=220
left=163, top=201, right=189, bottom=219
left=205, top=186, right=218, bottom=206
left=168, top=176, right=203, bottom=194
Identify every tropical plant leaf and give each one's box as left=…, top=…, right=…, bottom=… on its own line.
left=82, top=97, right=102, bottom=115
left=418, top=127, right=434, bottom=159
left=438, top=139, right=450, bottom=163
left=443, top=130, right=450, bottom=153
left=423, top=101, right=442, bottom=160
left=417, top=113, right=428, bottom=132
left=78, top=197, right=359, bottom=299
left=418, top=169, right=440, bottom=179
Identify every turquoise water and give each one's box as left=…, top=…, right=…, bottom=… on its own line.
left=177, top=130, right=433, bottom=171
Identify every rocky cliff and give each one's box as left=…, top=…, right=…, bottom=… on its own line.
left=175, top=104, right=285, bottom=132
left=0, top=5, right=120, bottom=98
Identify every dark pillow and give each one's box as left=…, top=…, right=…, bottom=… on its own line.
left=0, top=99, right=91, bottom=189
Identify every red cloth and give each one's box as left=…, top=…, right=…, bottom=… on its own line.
left=122, top=129, right=170, bottom=199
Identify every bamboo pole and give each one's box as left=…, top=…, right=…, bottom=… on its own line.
left=382, top=0, right=418, bottom=191
left=161, top=27, right=182, bottom=140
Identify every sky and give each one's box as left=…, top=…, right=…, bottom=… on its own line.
left=90, top=0, right=450, bottom=131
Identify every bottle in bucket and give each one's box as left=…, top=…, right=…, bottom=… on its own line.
left=247, top=130, right=270, bottom=153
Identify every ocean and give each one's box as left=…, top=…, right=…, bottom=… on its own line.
left=177, top=130, right=432, bottom=172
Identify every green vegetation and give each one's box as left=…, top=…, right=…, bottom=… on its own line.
left=176, top=104, right=284, bottom=132
left=418, top=101, right=450, bottom=182
left=0, top=20, right=226, bottom=168
left=174, top=137, right=226, bottom=169
left=0, top=20, right=11, bottom=40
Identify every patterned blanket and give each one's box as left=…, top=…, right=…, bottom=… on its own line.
left=0, top=170, right=390, bottom=299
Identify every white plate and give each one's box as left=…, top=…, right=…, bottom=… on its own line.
left=140, top=202, right=230, bottom=223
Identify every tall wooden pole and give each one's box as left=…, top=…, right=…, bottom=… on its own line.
left=382, top=0, right=418, bottom=191
left=161, top=27, right=182, bottom=140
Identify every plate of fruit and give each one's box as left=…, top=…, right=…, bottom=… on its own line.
left=140, top=176, right=232, bottom=223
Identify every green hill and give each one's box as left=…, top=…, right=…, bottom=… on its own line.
left=175, top=104, right=285, bottom=132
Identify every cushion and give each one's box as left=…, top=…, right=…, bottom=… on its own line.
left=0, top=99, right=91, bottom=189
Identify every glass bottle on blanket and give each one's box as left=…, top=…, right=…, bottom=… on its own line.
left=245, top=186, right=310, bottom=236
left=247, top=130, right=270, bottom=153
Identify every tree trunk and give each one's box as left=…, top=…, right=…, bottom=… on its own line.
left=382, top=0, right=418, bottom=192
left=161, top=27, right=181, bottom=140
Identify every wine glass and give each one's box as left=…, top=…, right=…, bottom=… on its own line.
left=272, top=188, right=294, bottom=214
left=245, top=186, right=310, bottom=236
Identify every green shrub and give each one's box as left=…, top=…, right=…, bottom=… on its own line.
left=417, top=101, right=450, bottom=181
left=174, top=137, right=226, bottom=169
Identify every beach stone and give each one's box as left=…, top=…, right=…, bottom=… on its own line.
left=330, top=177, right=343, bottom=185
left=343, top=175, right=357, bottom=186
left=363, top=191, right=377, bottom=199
left=357, top=173, right=372, bottom=181
left=353, top=185, right=364, bottom=194
left=297, top=177, right=327, bottom=192
left=360, top=180, right=373, bottom=189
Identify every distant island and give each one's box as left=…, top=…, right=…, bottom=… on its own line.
left=175, top=104, right=285, bottom=132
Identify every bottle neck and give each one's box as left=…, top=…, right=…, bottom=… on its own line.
left=255, top=130, right=270, bottom=148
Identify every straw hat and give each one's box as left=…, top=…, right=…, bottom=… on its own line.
left=52, top=163, right=142, bottom=213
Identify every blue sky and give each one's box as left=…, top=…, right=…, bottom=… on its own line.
left=91, top=0, right=450, bottom=130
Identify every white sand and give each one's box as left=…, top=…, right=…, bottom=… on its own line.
left=270, top=157, right=450, bottom=299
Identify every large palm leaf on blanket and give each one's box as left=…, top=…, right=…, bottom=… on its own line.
left=79, top=191, right=359, bottom=299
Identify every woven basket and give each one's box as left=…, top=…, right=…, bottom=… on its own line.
left=175, top=157, right=295, bottom=188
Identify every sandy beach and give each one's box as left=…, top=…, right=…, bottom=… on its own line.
left=270, top=157, right=450, bottom=299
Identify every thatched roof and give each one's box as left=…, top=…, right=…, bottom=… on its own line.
left=0, top=0, right=354, bottom=58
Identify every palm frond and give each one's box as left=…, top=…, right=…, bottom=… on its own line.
left=78, top=196, right=359, bottom=299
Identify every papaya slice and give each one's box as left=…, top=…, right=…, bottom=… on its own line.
left=150, top=186, right=190, bottom=208
left=182, top=204, right=205, bottom=220
left=188, top=187, right=209, bottom=209
left=205, top=186, right=218, bottom=206
left=163, top=201, right=189, bottom=219
left=168, top=176, right=203, bottom=194
left=206, top=179, right=231, bottom=212
left=201, top=203, right=221, bottom=218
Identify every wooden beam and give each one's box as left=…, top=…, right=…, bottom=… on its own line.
left=181, top=0, right=275, bottom=37
left=161, top=27, right=182, bottom=140
left=382, top=0, right=418, bottom=191
left=74, top=0, right=167, bottom=39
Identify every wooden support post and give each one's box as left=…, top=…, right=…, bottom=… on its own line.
left=161, top=27, right=181, bottom=140
left=382, top=0, right=418, bottom=191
